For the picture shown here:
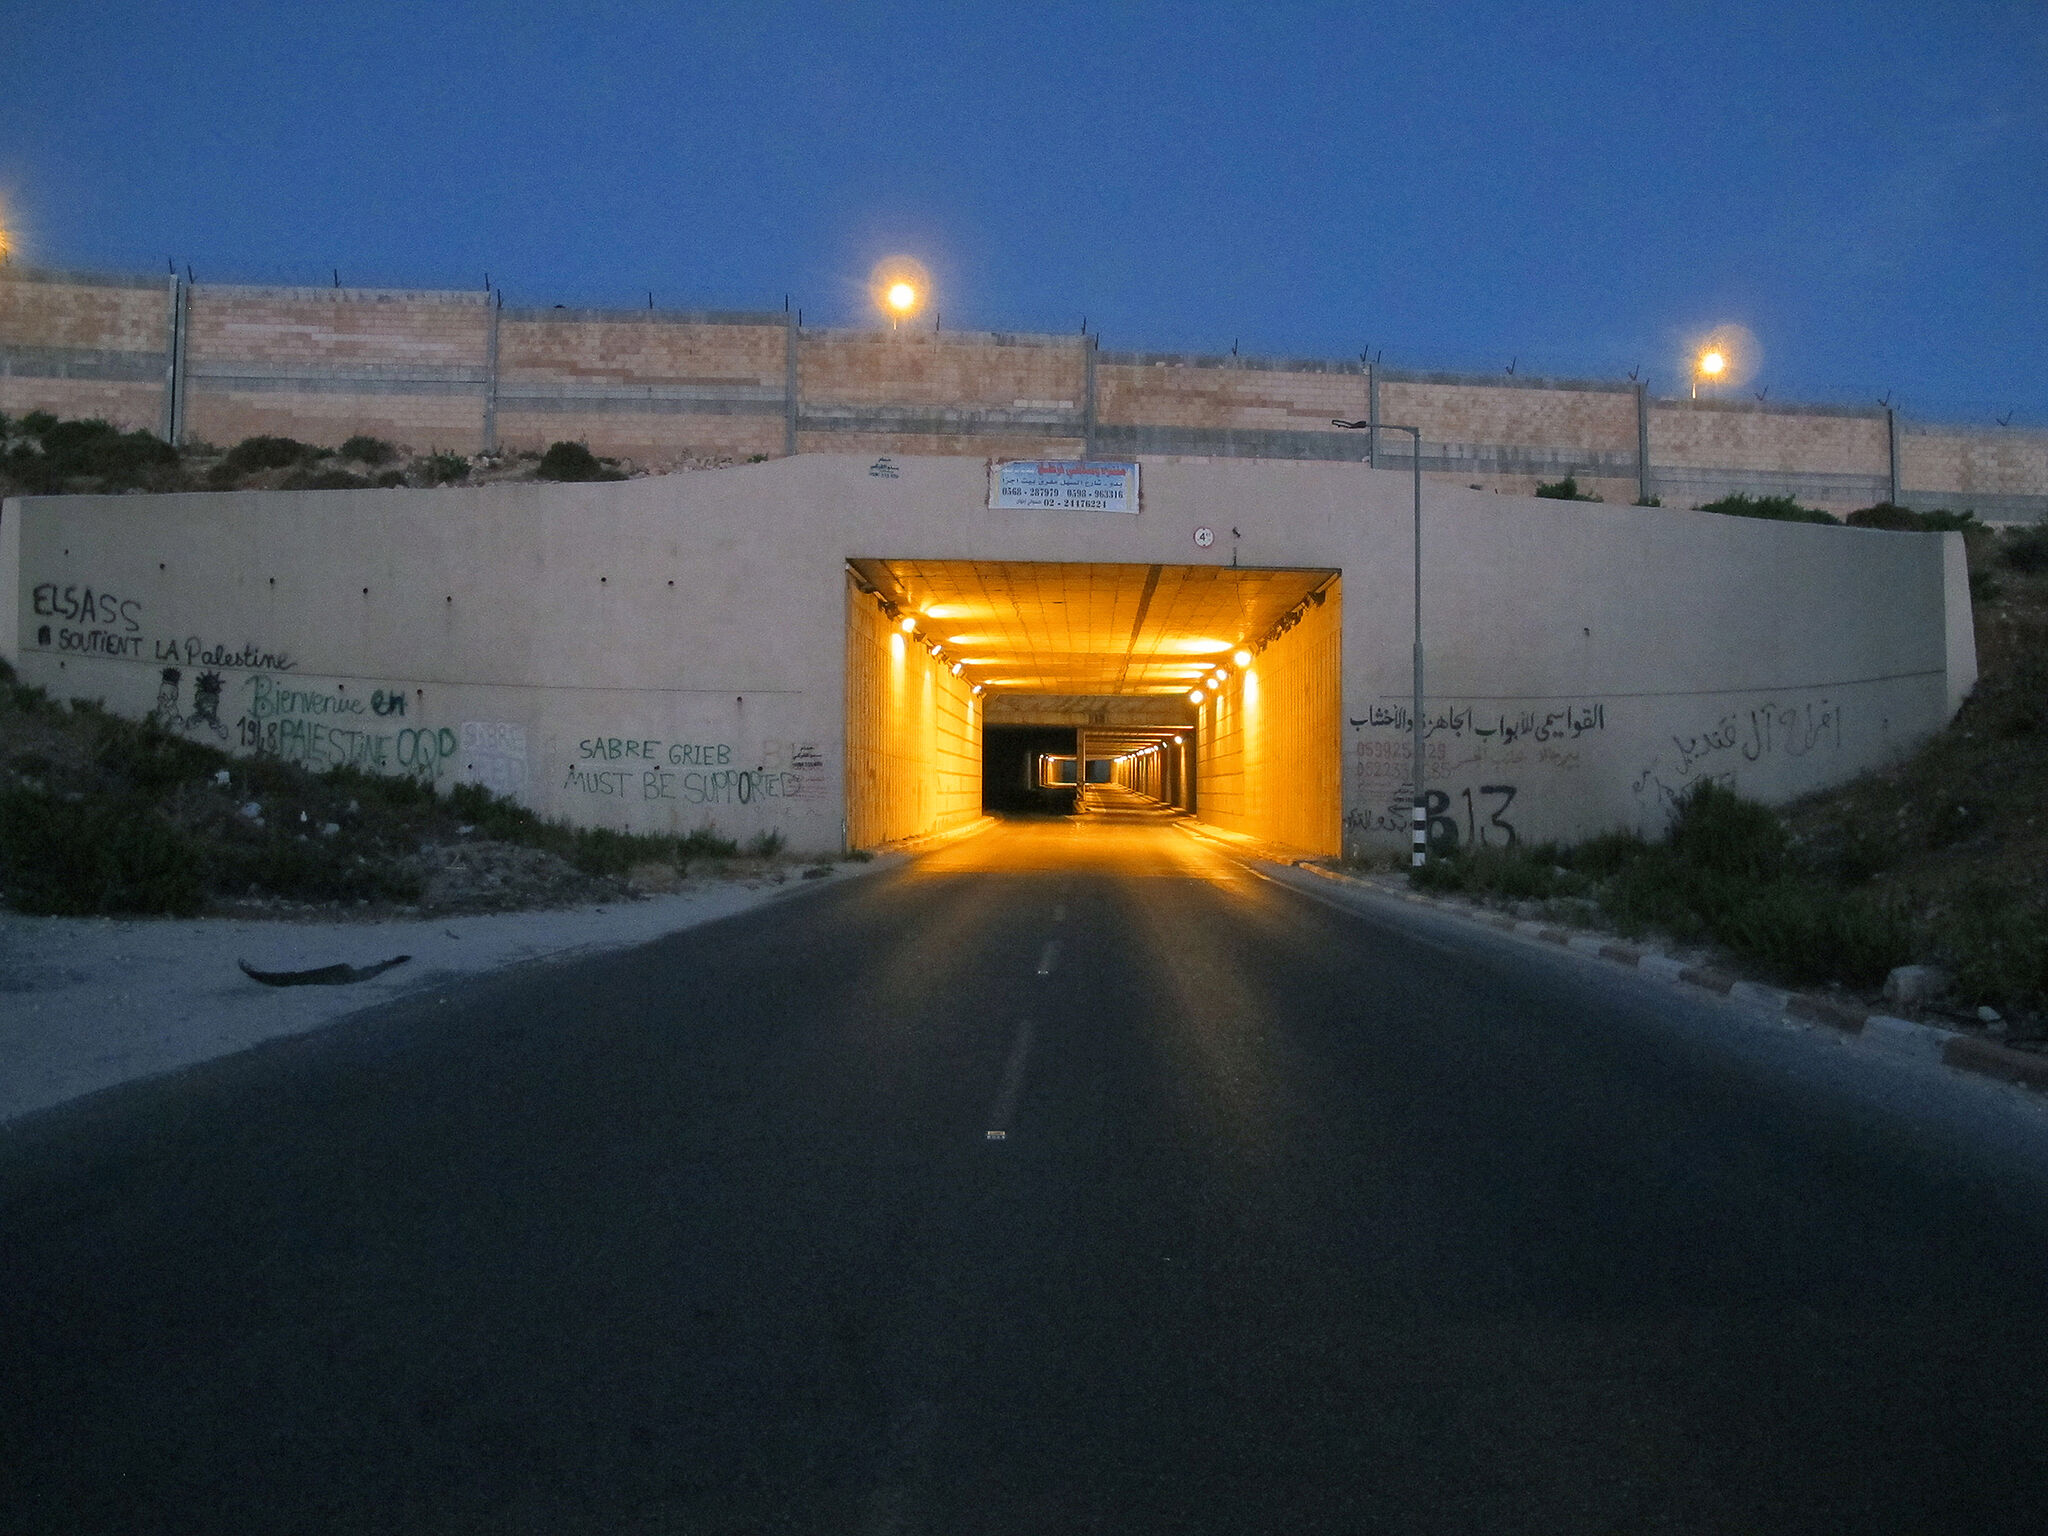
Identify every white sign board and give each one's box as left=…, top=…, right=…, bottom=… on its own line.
left=990, top=459, right=1139, bottom=513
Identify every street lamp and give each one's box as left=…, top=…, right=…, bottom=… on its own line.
left=1335, top=415, right=1428, bottom=866
left=1692, top=348, right=1725, bottom=401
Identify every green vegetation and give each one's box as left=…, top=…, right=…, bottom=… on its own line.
left=1695, top=493, right=1838, bottom=525
left=218, top=434, right=318, bottom=474
left=1411, top=781, right=1910, bottom=988
left=415, top=451, right=471, bottom=486
left=339, top=434, right=398, bottom=465
left=537, top=440, right=627, bottom=482
left=0, top=412, right=674, bottom=500
left=1535, top=475, right=1601, bottom=501
left=0, top=659, right=767, bottom=918
left=2, top=414, right=182, bottom=493
left=1844, top=502, right=1982, bottom=533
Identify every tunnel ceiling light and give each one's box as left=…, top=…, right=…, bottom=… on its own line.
left=950, top=661, right=963, bottom=675
left=971, top=684, right=985, bottom=694
left=1234, top=649, right=1253, bottom=667
left=899, top=616, right=919, bottom=633
left=1188, top=689, right=1205, bottom=703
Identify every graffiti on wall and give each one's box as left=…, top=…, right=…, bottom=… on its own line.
left=1350, top=701, right=1605, bottom=744
left=458, top=722, right=530, bottom=797
left=561, top=735, right=831, bottom=806
left=30, top=581, right=298, bottom=671
left=235, top=674, right=455, bottom=776
left=1632, top=696, right=1845, bottom=812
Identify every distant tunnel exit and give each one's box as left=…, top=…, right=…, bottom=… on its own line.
left=844, top=560, right=1342, bottom=855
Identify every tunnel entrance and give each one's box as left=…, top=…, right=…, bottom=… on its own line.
left=845, top=560, right=1342, bottom=854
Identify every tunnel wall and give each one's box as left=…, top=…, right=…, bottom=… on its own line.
left=844, top=572, right=982, bottom=847
left=2, top=454, right=1976, bottom=857
left=1195, top=577, right=1343, bottom=855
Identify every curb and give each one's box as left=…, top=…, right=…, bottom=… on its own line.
left=1287, top=860, right=2045, bottom=1096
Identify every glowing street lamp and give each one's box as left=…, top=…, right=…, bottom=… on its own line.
left=871, top=258, right=930, bottom=329
left=1693, top=348, right=1726, bottom=400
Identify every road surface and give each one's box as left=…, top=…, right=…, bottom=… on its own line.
left=6, top=795, right=2048, bottom=1533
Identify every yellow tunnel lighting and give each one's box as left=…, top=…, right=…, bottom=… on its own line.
left=971, top=683, right=985, bottom=695
left=1158, top=637, right=1234, bottom=655
left=1188, top=689, right=1205, bottom=703
left=950, top=661, right=963, bottom=675
left=1234, top=649, right=1253, bottom=668
left=898, top=615, right=919, bottom=633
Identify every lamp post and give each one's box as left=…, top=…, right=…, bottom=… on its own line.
left=1334, top=416, right=1427, bottom=866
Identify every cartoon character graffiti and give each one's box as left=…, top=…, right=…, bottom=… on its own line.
left=148, top=667, right=184, bottom=729
left=144, top=664, right=228, bottom=738
left=188, top=671, right=228, bottom=739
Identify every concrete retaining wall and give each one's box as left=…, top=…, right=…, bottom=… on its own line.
left=5, top=265, right=2042, bottom=522
left=1, top=455, right=1976, bottom=858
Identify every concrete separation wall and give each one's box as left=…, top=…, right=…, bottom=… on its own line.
left=5, top=265, right=2041, bottom=522
left=1, top=454, right=1975, bottom=857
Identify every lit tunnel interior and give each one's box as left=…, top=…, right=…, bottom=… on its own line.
left=845, top=559, right=1343, bottom=855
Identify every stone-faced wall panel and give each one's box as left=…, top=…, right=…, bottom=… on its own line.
left=0, top=272, right=170, bottom=354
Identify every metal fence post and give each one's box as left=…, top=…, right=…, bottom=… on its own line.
left=784, top=310, right=799, bottom=457
left=482, top=290, right=500, bottom=454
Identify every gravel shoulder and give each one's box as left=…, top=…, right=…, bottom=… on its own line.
left=0, top=863, right=878, bottom=1127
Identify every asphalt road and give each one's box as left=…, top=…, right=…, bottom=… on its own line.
left=6, top=798, right=2048, bottom=1534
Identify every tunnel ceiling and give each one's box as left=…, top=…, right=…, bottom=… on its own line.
left=849, top=559, right=1335, bottom=697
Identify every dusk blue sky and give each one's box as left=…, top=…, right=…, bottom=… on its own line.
left=3, top=1, right=2042, bottom=422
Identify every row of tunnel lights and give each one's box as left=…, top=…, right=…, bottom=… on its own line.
left=879, top=589, right=1264, bottom=703
left=880, top=599, right=986, bottom=696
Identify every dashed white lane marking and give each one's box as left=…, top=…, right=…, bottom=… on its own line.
left=985, top=1018, right=1037, bottom=1141
left=1035, top=939, right=1061, bottom=975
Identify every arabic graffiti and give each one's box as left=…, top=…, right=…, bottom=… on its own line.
left=1633, top=697, right=1846, bottom=814
left=1665, top=698, right=1843, bottom=775
left=1350, top=702, right=1606, bottom=743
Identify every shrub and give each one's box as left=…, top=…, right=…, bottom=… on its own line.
left=1665, top=779, right=1787, bottom=880
left=1535, top=475, right=1601, bottom=501
left=339, top=434, right=397, bottom=465
left=283, top=467, right=371, bottom=491
left=745, top=829, right=787, bottom=858
left=1847, top=503, right=1983, bottom=534
left=537, top=440, right=626, bottom=482
left=1, top=416, right=181, bottom=492
left=373, top=469, right=408, bottom=488
left=679, top=825, right=741, bottom=860
left=1697, top=493, right=1838, bottom=526
left=1711, top=880, right=1907, bottom=987
left=220, top=435, right=315, bottom=474
left=2003, top=527, right=2048, bottom=573
left=0, top=787, right=206, bottom=916
left=416, top=452, right=470, bottom=486
left=1939, top=882, right=2048, bottom=1014
left=1634, top=495, right=1662, bottom=507
left=38, top=418, right=179, bottom=478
